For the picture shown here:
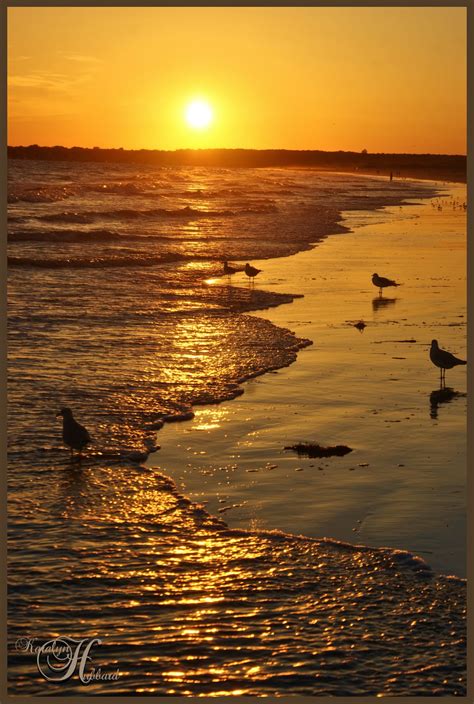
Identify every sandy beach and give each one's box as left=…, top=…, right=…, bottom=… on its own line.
left=8, top=164, right=466, bottom=696
left=148, top=181, right=467, bottom=577
left=7, top=5, right=468, bottom=697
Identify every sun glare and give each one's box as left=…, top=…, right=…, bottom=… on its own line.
left=185, top=100, right=213, bottom=129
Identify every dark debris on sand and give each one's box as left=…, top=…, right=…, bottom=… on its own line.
left=284, top=442, right=353, bottom=458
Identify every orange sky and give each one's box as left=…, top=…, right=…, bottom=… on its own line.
left=8, top=6, right=466, bottom=154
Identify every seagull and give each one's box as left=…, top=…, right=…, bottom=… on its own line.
left=430, top=339, right=466, bottom=386
left=56, top=407, right=91, bottom=459
left=244, top=262, right=261, bottom=283
left=222, top=261, right=239, bottom=277
left=372, top=272, right=400, bottom=296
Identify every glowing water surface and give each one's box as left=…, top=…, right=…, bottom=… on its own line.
left=152, top=186, right=467, bottom=578
left=8, top=164, right=466, bottom=695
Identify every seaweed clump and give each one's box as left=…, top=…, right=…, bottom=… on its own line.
left=284, top=442, right=353, bottom=458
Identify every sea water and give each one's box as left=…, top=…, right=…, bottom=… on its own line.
left=7, top=161, right=465, bottom=696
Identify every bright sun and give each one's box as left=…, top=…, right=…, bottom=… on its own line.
left=185, top=100, right=213, bottom=129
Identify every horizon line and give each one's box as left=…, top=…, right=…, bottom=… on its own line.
left=7, top=145, right=467, bottom=158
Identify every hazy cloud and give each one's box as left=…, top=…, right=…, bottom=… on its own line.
left=9, top=70, right=94, bottom=93
left=62, top=54, right=102, bottom=64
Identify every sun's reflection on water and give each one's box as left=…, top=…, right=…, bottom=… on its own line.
left=8, top=169, right=467, bottom=697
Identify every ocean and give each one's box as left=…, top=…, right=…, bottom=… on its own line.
left=7, top=160, right=466, bottom=696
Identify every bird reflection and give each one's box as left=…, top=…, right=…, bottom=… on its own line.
left=49, top=462, right=90, bottom=523
left=224, top=285, right=236, bottom=305
left=372, top=296, right=397, bottom=312
left=429, top=387, right=462, bottom=419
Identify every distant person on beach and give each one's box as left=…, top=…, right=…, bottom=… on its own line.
left=390, top=171, right=393, bottom=181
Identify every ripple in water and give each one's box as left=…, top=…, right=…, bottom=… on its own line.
left=8, top=161, right=465, bottom=695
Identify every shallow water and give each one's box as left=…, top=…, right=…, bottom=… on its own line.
left=7, top=162, right=466, bottom=695
left=152, top=187, right=467, bottom=579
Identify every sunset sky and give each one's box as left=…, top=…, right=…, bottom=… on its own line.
left=8, top=6, right=466, bottom=154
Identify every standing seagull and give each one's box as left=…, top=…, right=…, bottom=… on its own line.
left=222, top=261, right=239, bottom=278
left=372, top=272, right=400, bottom=296
left=56, top=407, right=91, bottom=460
left=430, top=339, right=466, bottom=386
left=244, top=262, right=262, bottom=284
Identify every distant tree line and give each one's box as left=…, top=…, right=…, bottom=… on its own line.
left=7, top=145, right=466, bottom=181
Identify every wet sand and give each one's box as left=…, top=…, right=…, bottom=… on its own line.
left=8, top=167, right=466, bottom=696
left=148, top=184, right=467, bottom=577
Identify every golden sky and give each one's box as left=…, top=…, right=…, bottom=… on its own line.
left=8, top=6, right=466, bottom=154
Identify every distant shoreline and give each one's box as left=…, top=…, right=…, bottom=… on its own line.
left=7, top=145, right=466, bottom=184
left=305, top=165, right=466, bottom=184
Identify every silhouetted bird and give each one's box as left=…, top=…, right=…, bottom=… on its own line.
left=372, top=272, right=400, bottom=295
left=244, top=263, right=261, bottom=282
left=222, top=261, right=239, bottom=276
left=429, top=339, right=466, bottom=386
left=56, top=407, right=91, bottom=459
